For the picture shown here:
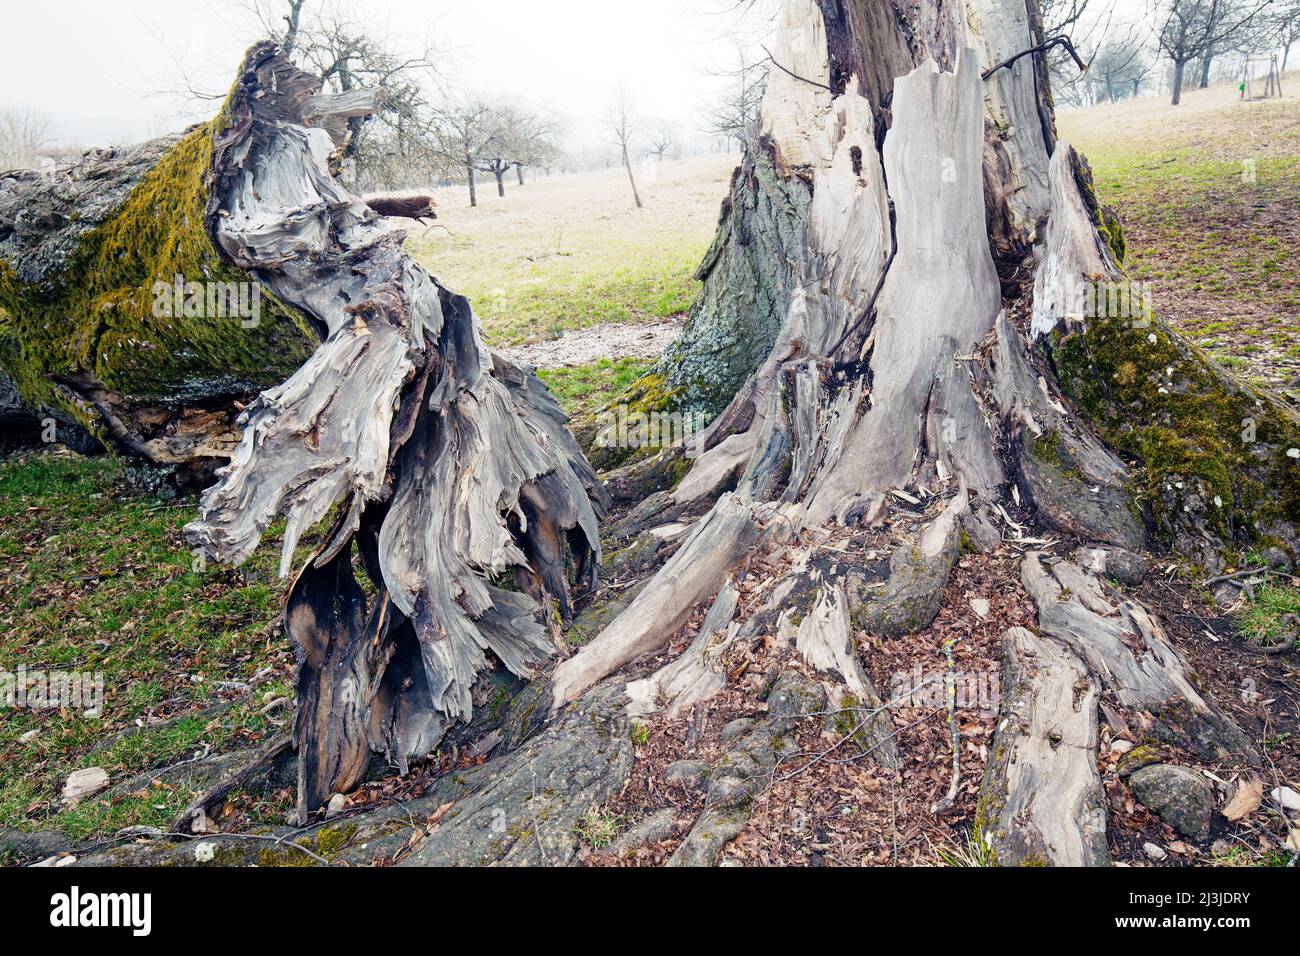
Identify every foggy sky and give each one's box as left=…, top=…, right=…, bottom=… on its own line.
left=0, top=0, right=770, bottom=149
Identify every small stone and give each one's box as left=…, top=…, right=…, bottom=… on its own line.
left=970, top=598, right=990, bottom=619
left=664, top=759, right=710, bottom=791
left=190, top=810, right=221, bottom=835
left=1130, top=764, right=1214, bottom=840
left=1270, top=786, right=1300, bottom=812
left=62, top=767, right=109, bottom=806
left=194, top=842, right=216, bottom=863
left=326, top=793, right=349, bottom=819
left=1143, top=842, right=1167, bottom=861
left=1212, top=584, right=1240, bottom=609
left=1260, top=547, right=1290, bottom=570
left=1116, top=744, right=1163, bottom=778
left=19, top=730, right=38, bottom=743
left=720, top=718, right=755, bottom=741
left=1110, top=738, right=1134, bottom=754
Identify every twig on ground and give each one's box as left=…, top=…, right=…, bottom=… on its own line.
left=932, top=639, right=961, bottom=816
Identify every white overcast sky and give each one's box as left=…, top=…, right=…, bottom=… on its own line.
left=0, top=0, right=773, bottom=148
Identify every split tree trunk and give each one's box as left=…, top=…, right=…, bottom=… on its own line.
left=177, top=44, right=610, bottom=818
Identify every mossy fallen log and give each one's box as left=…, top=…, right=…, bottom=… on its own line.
left=0, top=76, right=437, bottom=475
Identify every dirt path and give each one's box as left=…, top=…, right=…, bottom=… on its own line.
left=499, top=319, right=680, bottom=370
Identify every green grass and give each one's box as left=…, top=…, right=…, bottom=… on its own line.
left=449, top=255, right=701, bottom=347
left=1072, top=113, right=1300, bottom=394
left=403, top=154, right=734, bottom=347
left=1235, top=583, right=1300, bottom=648
left=0, top=452, right=308, bottom=838
left=536, top=357, right=651, bottom=418
left=574, top=806, right=621, bottom=849
left=935, top=829, right=997, bottom=867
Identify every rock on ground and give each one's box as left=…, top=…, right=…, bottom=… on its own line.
left=1129, top=764, right=1214, bottom=840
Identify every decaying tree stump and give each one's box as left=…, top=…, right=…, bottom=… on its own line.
left=548, top=0, right=1295, bottom=864
left=172, top=45, right=609, bottom=818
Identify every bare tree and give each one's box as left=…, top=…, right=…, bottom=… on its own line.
left=700, top=43, right=768, bottom=150
left=1091, top=36, right=1153, bottom=101
left=495, top=104, right=561, bottom=186
left=606, top=86, right=643, bottom=209
left=1278, top=0, right=1300, bottom=67
left=427, top=100, right=501, bottom=207
left=1154, top=0, right=1273, bottom=103
left=244, top=0, right=441, bottom=182
left=0, top=110, right=53, bottom=172
left=644, top=121, right=676, bottom=161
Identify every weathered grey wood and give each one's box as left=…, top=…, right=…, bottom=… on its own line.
left=979, top=626, right=1108, bottom=867
left=992, top=311, right=1145, bottom=549
left=625, top=578, right=740, bottom=719
left=1021, top=554, right=1257, bottom=763
left=1031, top=145, right=1117, bottom=336
left=178, top=44, right=607, bottom=815
left=551, top=492, right=757, bottom=707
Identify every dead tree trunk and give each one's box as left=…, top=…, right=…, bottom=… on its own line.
left=157, top=44, right=609, bottom=819
left=549, top=0, right=1295, bottom=864
left=0, top=113, right=437, bottom=477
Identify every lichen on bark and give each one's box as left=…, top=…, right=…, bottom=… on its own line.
left=655, top=140, right=811, bottom=420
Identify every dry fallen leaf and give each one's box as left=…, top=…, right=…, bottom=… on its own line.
left=1222, top=778, right=1264, bottom=822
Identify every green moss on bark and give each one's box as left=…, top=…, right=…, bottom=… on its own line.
left=0, top=120, right=317, bottom=432
left=1050, top=316, right=1300, bottom=549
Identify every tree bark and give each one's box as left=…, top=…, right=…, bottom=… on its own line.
left=1172, top=59, right=1186, bottom=104
left=49, top=43, right=608, bottom=821
left=621, top=145, right=643, bottom=209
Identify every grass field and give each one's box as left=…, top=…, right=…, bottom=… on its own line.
left=2, top=80, right=1297, bottom=842
left=1059, top=73, right=1300, bottom=398
left=404, top=153, right=736, bottom=346
left=0, top=454, right=312, bottom=838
